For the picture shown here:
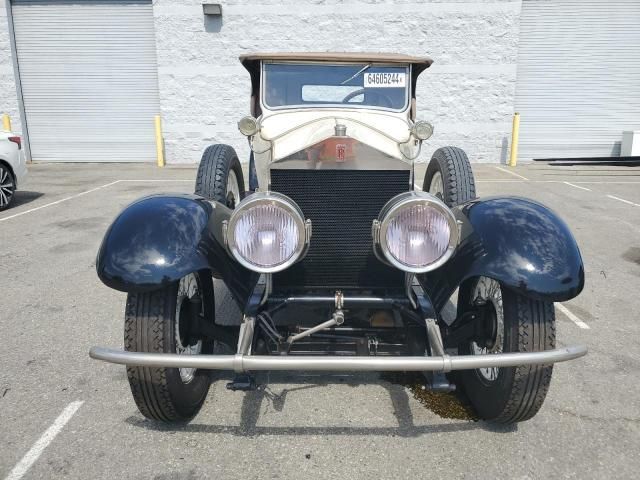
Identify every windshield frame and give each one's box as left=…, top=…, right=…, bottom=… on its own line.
left=260, top=61, right=412, bottom=114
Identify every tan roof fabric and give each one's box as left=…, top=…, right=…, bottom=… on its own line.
left=239, top=52, right=433, bottom=78
left=240, top=52, right=432, bottom=67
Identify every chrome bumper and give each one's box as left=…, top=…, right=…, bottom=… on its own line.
left=89, top=345, right=587, bottom=373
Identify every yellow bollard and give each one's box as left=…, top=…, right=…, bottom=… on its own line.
left=508, top=112, right=520, bottom=167
left=154, top=115, right=165, bottom=167
left=2, top=114, right=11, bottom=132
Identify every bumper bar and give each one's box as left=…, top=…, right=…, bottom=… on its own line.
left=89, top=345, right=587, bottom=373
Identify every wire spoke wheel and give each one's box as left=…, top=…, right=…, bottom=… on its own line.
left=175, top=273, right=204, bottom=384
left=423, top=146, right=476, bottom=207
left=195, top=144, right=245, bottom=209
left=469, top=277, right=504, bottom=383
left=124, top=270, right=215, bottom=422
left=226, top=169, right=241, bottom=209
left=428, top=170, right=444, bottom=200
left=457, top=276, right=556, bottom=423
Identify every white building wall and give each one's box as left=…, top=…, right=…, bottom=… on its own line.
left=153, top=0, right=522, bottom=164
left=0, top=1, right=21, bottom=133
left=1, top=0, right=521, bottom=163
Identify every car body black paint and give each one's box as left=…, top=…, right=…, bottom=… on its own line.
left=96, top=194, right=259, bottom=310
left=419, top=196, right=585, bottom=311
left=97, top=193, right=583, bottom=317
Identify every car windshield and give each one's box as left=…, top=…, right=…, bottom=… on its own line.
left=262, top=62, right=410, bottom=111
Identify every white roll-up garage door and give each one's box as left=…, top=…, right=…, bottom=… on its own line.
left=515, top=0, right=640, bottom=160
left=11, top=0, right=160, bottom=162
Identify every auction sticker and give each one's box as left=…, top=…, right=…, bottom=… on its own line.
left=364, top=72, right=406, bottom=88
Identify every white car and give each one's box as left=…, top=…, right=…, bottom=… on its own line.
left=0, top=131, right=27, bottom=210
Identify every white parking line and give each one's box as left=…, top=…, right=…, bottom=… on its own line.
left=494, top=166, right=529, bottom=180
left=556, top=303, right=590, bottom=330
left=574, top=181, right=640, bottom=184
left=607, top=194, right=640, bottom=207
left=4, top=401, right=84, bottom=480
left=3, top=174, right=638, bottom=224
left=0, top=179, right=195, bottom=222
left=477, top=179, right=526, bottom=182
left=118, top=179, right=193, bottom=182
left=0, top=181, right=120, bottom=223
left=563, top=181, right=592, bottom=192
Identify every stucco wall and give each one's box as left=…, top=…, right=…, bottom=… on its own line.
left=0, top=0, right=521, bottom=163
left=0, top=1, right=21, bottom=133
left=153, top=0, right=521, bottom=164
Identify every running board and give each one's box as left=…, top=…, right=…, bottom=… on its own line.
left=89, top=345, right=587, bottom=373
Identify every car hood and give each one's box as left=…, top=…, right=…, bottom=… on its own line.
left=256, top=109, right=414, bottom=161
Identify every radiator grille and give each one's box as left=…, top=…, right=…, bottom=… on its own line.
left=270, top=169, right=410, bottom=290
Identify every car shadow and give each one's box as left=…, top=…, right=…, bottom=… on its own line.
left=9, top=190, right=44, bottom=209
left=124, top=372, right=517, bottom=437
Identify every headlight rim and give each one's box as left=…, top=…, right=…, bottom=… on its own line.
left=238, top=115, right=259, bottom=137
left=411, top=120, right=434, bottom=141
left=377, top=191, right=458, bottom=274
left=226, top=191, right=307, bottom=273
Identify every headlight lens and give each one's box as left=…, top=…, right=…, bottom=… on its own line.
left=227, top=192, right=308, bottom=273
left=375, top=192, right=458, bottom=273
left=411, top=121, right=434, bottom=140
left=238, top=116, right=259, bottom=136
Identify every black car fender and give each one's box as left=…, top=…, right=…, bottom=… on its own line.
left=419, top=196, right=585, bottom=311
left=96, top=194, right=259, bottom=309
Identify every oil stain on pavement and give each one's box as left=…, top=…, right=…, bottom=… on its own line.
left=382, top=373, right=478, bottom=421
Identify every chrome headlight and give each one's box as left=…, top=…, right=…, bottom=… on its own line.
left=411, top=121, right=434, bottom=140
left=372, top=191, right=458, bottom=273
left=226, top=192, right=310, bottom=273
left=238, top=116, right=259, bottom=136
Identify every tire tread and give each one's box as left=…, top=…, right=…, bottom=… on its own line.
left=125, top=288, right=179, bottom=422
left=423, top=146, right=476, bottom=207
left=495, top=295, right=555, bottom=423
left=195, top=144, right=245, bottom=204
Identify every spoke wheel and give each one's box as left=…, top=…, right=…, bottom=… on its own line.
left=195, top=144, right=245, bottom=208
left=124, top=270, right=215, bottom=423
left=226, top=169, right=241, bottom=209
left=469, top=277, right=504, bottom=383
left=456, top=276, right=556, bottom=423
left=428, top=171, right=444, bottom=200
left=175, top=273, right=204, bottom=384
left=0, top=165, right=15, bottom=210
left=423, top=146, right=476, bottom=207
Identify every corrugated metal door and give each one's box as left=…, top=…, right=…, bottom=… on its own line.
left=515, top=0, right=640, bottom=159
left=11, top=0, right=160, bottom=162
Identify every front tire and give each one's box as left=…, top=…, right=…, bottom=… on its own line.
left=423, top=146, right=476, bottom=207
left=124, top=271, right=214, bottom=422
left=457, top=277, right=556, bottom=423
left=195, top=144, right=245, bottom=208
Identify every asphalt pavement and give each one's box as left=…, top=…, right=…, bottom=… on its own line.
left=1, top=161, right=639, bottom=479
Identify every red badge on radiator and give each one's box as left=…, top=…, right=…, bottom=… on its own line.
left=336, top=144, right=346, bottom=162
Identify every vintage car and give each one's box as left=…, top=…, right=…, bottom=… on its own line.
left=90, top=53, right=587, bottom=424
